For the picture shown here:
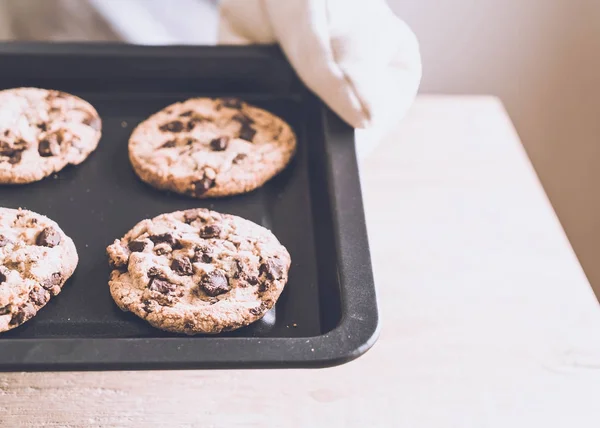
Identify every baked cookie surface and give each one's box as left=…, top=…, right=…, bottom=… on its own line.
left=106, top=208, right=291, bottom=334
left=128, top=97, right=296, bottom=198
left=0, top=87, right=101, bottom=184
left=0, top=207, right=78, bottom=333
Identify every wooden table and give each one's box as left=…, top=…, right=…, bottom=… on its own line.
left=2, top=96, right=599, bottom=427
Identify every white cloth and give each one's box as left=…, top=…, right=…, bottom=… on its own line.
left=219, top=0, right=422, bottom=157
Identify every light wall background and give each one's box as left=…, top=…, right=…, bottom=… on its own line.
left=389, top=0, right=600, bottom=298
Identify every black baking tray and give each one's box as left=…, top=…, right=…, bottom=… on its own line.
left=0, top=43, right=378, bottom=371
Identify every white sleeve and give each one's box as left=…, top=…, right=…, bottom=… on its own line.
left=219, top=0, right=422, bottom=135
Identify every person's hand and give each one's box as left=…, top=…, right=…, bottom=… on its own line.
left=219, top=0, right=422, bottom=157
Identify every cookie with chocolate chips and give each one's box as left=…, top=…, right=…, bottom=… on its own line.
left=0, top=88, right=101, bottom=184
left=128, top=97, right=296, bottom=198
left=0, top=207, right=78, bottom=333
left=106, top=208, right=290, bottom=334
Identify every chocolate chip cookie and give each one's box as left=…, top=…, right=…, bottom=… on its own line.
left=0, top=87, right=101, bottom=184
left=0, top=208, right=78, bottom=333
left=106, top=208, right=291, bottom=334
left=128, top=97, right=296, bottom=198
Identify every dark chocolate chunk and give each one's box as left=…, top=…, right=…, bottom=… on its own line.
left=247, top=275, right=259, bottom=285
left=209, top=136, right=229, bottom=151
left=0, top=305, right=10, bottom=315
left=7, top=150, right=22, bottom=164
left=232, top=153, right=247, bottom=164
left=142, top=299, right=154, bottom=313
left=160, top=140, right=177, bottom=149
left=38, top=139, right=60, bottom=157
left=9, top=303, right=36, bottom=326
left=0, top=271, right=6, bottom=284
left=192, top=246, right=212, bottom=263
left=258, top=281, right=269, bottom=292
left=232, top=113, right=255, bottom=125
left=249, top=302, right=268, bottom=316
left=37, top=122, right=48, bottom=132
left=201, top=270, right=230, bottom=297
left=42, top=272, right=62, bottom=290
left=0, top=142, right=26, bottom=164
left=220, top=97, right=243, bottom=109
left=36, top=227, right=61, bottom=247
left=29, top=287, right=49, bottom=306
left=0, top=234, right=10, bottom=247
left=159, top=120, right=185, bottom=133
left=193, top=176, right=215, bottom=195
left=171, top=257, right=194, bottom=276
left=259, top=258, right=286, bottom=280
left=147, top=266, right=164, bottom=278
left=149, top=233, right=176, bottom=246
left=83, top=115, right=101, bottom=131
left=234, top=259, right=245, bottom=279
left=238, top=123, right=256, bottom=142
left=180, top=110, right=194, bottom=117
left=128, top=240, right=146, bottom=252
left=148, top=277, right=176, bottom=294
left=184, top=321, right=194, bottom=330
left=200, top=224, right=221, bottom=239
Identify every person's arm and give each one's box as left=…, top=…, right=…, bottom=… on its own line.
left=219, top=0, right=422, bottom=156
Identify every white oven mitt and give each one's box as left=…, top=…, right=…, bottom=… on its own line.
left=219, top=0, right=422, bottom=158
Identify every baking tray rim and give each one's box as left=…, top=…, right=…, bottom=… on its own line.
left=0, top=42, right=379, bottom=370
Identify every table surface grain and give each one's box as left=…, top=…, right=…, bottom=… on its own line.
left=1, top=96, right=599, bottom=428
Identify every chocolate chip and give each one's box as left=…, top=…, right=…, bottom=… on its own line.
left=220, top=97, right=243, bottom=109
left=29, top=287, right=49, bottom=306
left=160, top=140, right=177, bottom=149
left=184, top=321, right=194, bottom=330
left=234, top=259, right=245, bottom=279
left=147, top=266, right=164, bottom=278
left=180, top=110, right=194, bottom=117
left=42, top=272, right=62, bottom=290
left=193, top=176, right=215, bottom=195
left=142, top=299, right=154, bottom=313
left=159, top=121, right=185, bottom=133
left=200, top=224, right=221, bottom=239
left=83, top=115, right=101, bottom=131
left=232, top=113, right=255, bottom=125
left=8, top=151, right=22, bottom=164
left=192, top=246, right=212, bottom=263
left=9, top=303, right=36, bottom=326
left=259, top=258, right=285, bottom=280
left=0, top=234, right=10, bottom=247
left=0, top=305, right=10, bottom=315
left=36, top=227, right=61, bottom=247
left=128, top=240, right=146, bottom=252
left=171, top=257, right=193, bottom=276
left=249, top=302, right=268, bottom=316
left=210, top=136, right=229, bottom=151
left=0, top=272, right=6, bottom=284
left=148, top=277, right=176, bottom=294
left=201, top=270, right=230, bottom=297
left=232, top=153, right=247, bottom=164
left=149, top=233, right=176, bottom=246
left=183, top=210, right=199, bottom=224
left=238, top=123, right=256, bottom=142
left=247, top=275, right=259, bottom=285
left=258, top=282, right=269, bottom=292
left=38, top=139, right=60, bottom=157
left=37, top=122, right=48, bottom=132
